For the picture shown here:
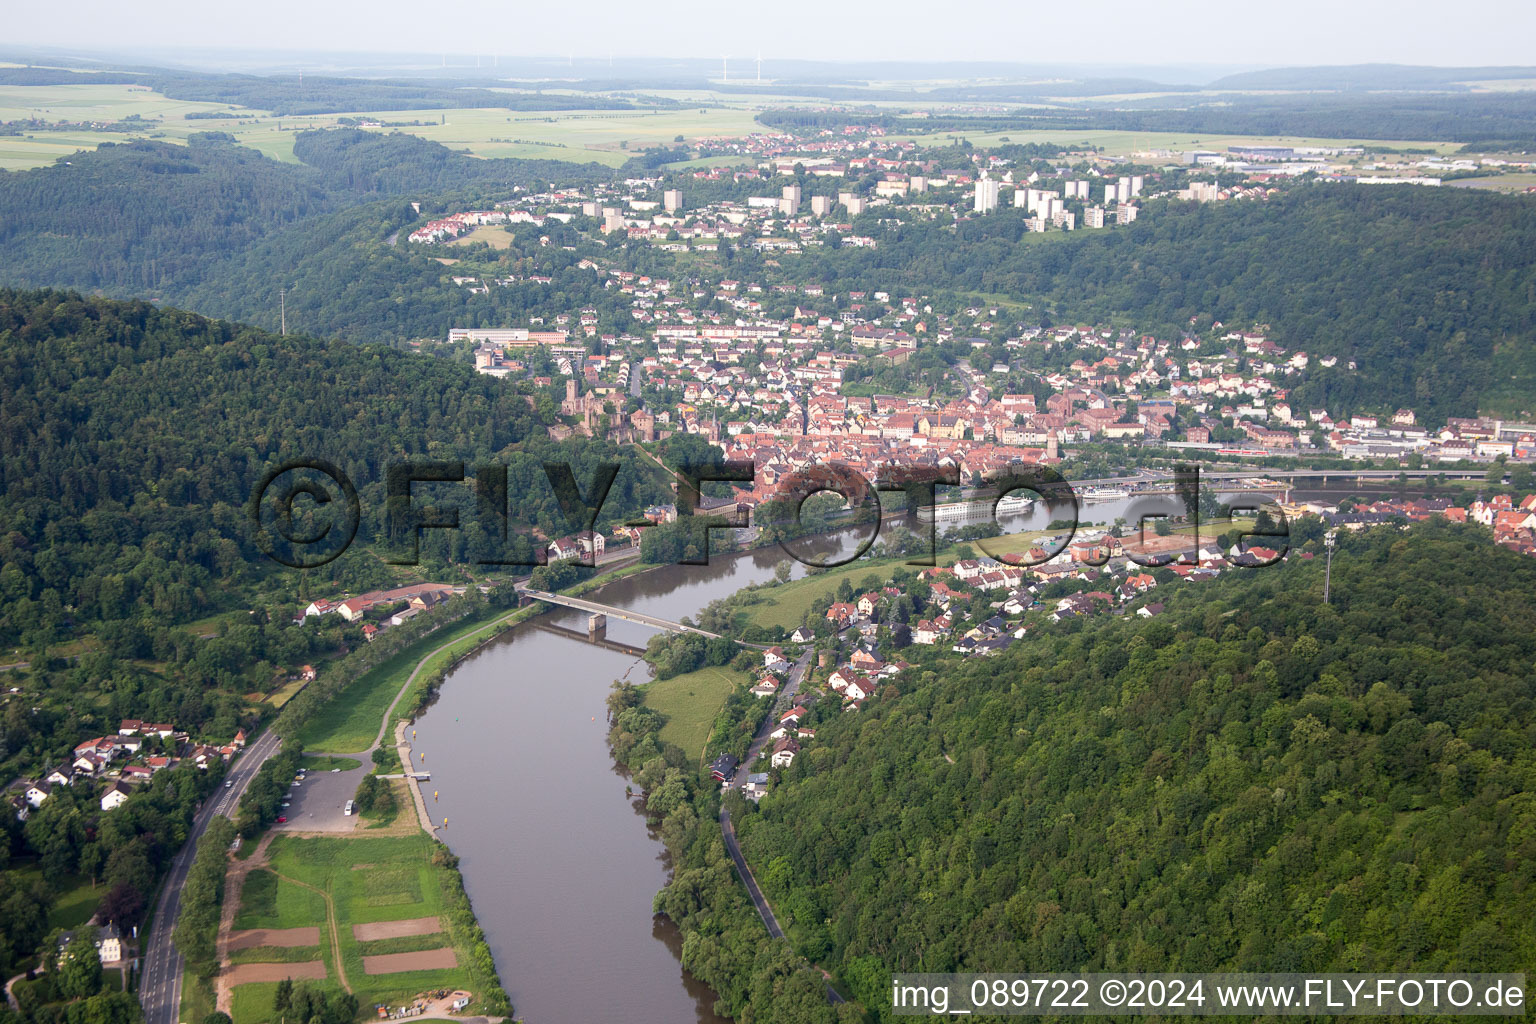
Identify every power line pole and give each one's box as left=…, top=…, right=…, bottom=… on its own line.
left=279, top=288, right=287, bottom=335
left=1323, top=529, right=1337, bottom=604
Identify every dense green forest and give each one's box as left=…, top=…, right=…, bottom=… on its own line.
left=716, top=524, right=1536, bottom=1018
left=0, top=288, right=683, bottom=990
left=0, top=130, right=611, bottom=298
left=0, top=289, right=679, bottom=647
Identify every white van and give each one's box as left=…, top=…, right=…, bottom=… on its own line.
left=343, top=799, right=355, bottom=816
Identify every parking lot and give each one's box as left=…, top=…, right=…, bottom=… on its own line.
left=271, top=761, right=368, bottom=833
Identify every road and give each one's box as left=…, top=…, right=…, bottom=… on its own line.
left=716, top=649, right=842, bottom=1004
left=718, top=648, right=812, bottom=940
left=139, top=725, right=284, bottom=1024
left=140, top=561, right=647, bottom=1023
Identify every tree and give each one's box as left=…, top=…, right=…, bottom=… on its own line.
left=273, top=979, right=293, bottom=1014
left=57, top=935, right=104, bottom=999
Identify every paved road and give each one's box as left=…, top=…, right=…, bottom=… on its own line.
left=717, top=648, right=811, bottom=940
left=716, top=647, right=844, bottom=1004
left=718, top=806, right=782, bottom=939
left=140, top=725, right=284, bottom=1024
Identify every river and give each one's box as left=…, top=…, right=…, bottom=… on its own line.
left=408, top=484, right=1371, bottom=1022
left=410, top=534, right=862, bottom=1024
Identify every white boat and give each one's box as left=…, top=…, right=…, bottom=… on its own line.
left=915, top=493, right=1035, bottom=525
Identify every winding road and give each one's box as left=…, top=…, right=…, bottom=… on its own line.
left=716, top=648, right=844, bottom=1004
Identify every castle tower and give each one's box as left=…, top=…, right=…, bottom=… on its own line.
left=1046, top=430, right=1059, bottom=461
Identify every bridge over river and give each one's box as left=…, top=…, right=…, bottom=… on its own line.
left=518, top=587, right=723, bottom=639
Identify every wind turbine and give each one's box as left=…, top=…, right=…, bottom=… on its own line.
left=721, top=54, right=728, bottom=82
left=756, top=51, right=762, bottom=83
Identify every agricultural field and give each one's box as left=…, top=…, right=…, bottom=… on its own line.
left=1449, top=172, right=1536, bottom=191
left=226, top=833, right=484, bottom=1024
left=642, top=664, right=746, bottom=758
left=0, top=81, right=763, bottom=170
left=878, top=126, right=1463, bottom=157
left=0, top=78, right=1472, bottom=173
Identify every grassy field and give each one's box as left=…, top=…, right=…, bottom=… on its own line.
left=235, top=868, right=329, bottom=931
left=231, top=979, right=344, bottom=1024
left=448, top=224, right=518, bottom=248
left=301, top=755, right=363, bottom=771
left=290, top=604, right=524, bottom=753
left=744, top=557, right=914, bottom=631
left=0, top=82, right=764, bottom=170
left=642, top=665, right=746, bottom=758
left=1449, top=172, right=1536, bottom=192
left=256, top=834, right=475, bottom=1010
left=264, top=677, right=308, bottom=708
left=7, top=866, right=100, bottom=929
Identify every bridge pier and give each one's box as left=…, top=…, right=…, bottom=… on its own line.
left=588, top=613, right=607, bottom=641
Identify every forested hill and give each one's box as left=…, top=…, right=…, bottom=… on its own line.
left=289, top=128, right=613, bottom=195
left=0, top=129, right=611, bottom=296
left=0, top=290, right=668, bottom=647
left=732, top=523, right=1536, bottom=1014
left=0, top=136, right=334, bottom=294
left=817, top=184, right=1536, bottom=422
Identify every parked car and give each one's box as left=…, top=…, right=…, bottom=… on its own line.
left=275, top=816, right=287, bottom=823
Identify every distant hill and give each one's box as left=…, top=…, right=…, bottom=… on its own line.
left=0, top=129, right=611, bottom=299
left=1207, top=63, right=1536, bottom=92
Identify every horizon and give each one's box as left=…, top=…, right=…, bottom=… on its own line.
left=8, top=0, right=1536, bottom=71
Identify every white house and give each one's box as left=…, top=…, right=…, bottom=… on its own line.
left=100, top=782, right=132, bottom=812
left=770, top=738, right=800, bottom=768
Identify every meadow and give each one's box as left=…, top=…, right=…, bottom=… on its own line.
left=228, top=833, right=483, bottom=1024
left=289, top=602, right=530, bottom=753
left=6, top=866, right=101, bottom=930
left=641, top=664, right=747, bottom=758
left=0, top=81, right=762, bottom=169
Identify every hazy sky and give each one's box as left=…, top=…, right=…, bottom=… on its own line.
left=8, top=0, right=1536, bottom=70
